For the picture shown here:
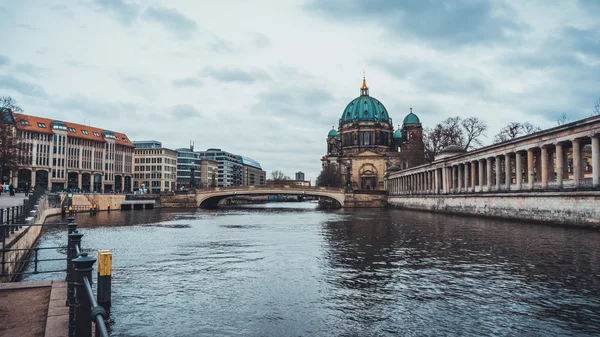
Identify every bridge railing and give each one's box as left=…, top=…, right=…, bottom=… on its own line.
left=193, top=185, right=345, bottom=192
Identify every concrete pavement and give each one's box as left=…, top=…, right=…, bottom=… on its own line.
left=0, top=193, right=27, bottom=209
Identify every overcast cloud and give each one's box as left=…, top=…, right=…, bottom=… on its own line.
left=0, top=0, right=599, bottom=181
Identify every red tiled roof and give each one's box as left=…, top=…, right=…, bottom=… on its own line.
left=13, top=113, right=134, bottom=148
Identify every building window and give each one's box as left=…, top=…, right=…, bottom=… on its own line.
left=82, top=130, right=89, bottom=135
left=93, top=132, right=100, bottom=137
left=21, top=120, right=30, bottom=126
left=68, top=127, right=76, bottom=133
left=37, top=122, right=46, bottom=128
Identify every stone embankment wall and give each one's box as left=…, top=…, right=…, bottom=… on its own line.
left=344, top=192, right=387, bottom=208
left=71, top=194, right=127, bottom=211
left=388, top=192, right=600, bottom=228
left=1, top=196, right=62, bottom=282
left=160, top=194, right=196, bottom=208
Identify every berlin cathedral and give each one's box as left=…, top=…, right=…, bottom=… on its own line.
left=322, top=75, right=425, bottom=190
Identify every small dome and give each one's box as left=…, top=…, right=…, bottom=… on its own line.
left=403, top=112, right=420, bottom=125
left=328, top=128, right=339, bottom=137
left=386, top=165, right=401, bottom=172
left=393, top=129, right=403, bottom=139
left=440, top=144, right=466, bottom=154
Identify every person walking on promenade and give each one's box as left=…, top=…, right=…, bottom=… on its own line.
left=24, top=183, right=29, bottom=196
left=9, top=184, right=15, bottom=196
left=0, top=182, right=3, bottom=196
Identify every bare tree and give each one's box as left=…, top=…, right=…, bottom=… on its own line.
left=556, top=113, right=569, bottom=126
left=269, top=170, right=290, bottom=181
left=316, top=164, right=342, bottom=187
left=440, top=117, right=465, bottom=146
left=0, top=96, right=23, bottom=183
left=423, top=125, right=445, bottom=163
left=461, top=117, right=487, bottom=150
left=493, top=122, right=541, bottom=143
left=593, top=97, right=600, bottom=116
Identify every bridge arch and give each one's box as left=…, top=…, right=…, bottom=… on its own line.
left=195, top=187, right=345, bottom=209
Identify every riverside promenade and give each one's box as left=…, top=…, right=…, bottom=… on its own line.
left=0, top=193, right=28, bottom=208
left=0, top=280, right=67, bottom=337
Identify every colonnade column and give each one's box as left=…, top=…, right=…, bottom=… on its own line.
left=458, top=164, right=464, bottom=193
left=31, top=170, right=36, bottom=190
left=541, top=146, right=549, bottom=189
left=505, top=153, right=511, bottom=190
left=77, top=172, right=82, bottom=190
left=450, top=166, right=455, bottom=193
left=527, top=149, right=534, bottom=190
left=478, top=159, right=484, bottom=192
left=464, top=162, right=471, bottom=192
left=515, top=152, right=522, bottom=190
left=573, top=139, right=581, bottom=188
left=555, top=143, right=563, bottom=188
left=593, top=135, right=600, bottom=188
left=486, top=158, right=493, bottom=191
left=495, top=155, right=501, bottom=190
left=470, top=161, right=476, bottom=192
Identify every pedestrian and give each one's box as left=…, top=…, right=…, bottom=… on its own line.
left=0, top=182, right=3, bottom=196
left=24, top=183, right=29, bottom=196
left=9, top=184, right=15, bottom=196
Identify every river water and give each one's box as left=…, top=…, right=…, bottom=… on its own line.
left=25, top=202, right=600, bottom=336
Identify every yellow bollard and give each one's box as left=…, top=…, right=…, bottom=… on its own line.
left=97, top=250, right=112, bottom=310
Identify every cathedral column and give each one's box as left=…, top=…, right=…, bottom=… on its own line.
left=515, top=152, right=522, bottom=190
left=505, top=153, right=511, bottom=190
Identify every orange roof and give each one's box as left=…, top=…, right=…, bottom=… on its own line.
left=13, top=113, right=134, bottom=148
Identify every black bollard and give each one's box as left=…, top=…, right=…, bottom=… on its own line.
left=107, top=204, right=110, bottom=213
left=72, top=253, right=97, bottom=337
left=97, top=250, right=112, bottom=312
left=66, top=230, right=83, bottom=311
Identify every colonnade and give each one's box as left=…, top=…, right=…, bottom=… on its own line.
left=387, top=135, right=600, bottom=195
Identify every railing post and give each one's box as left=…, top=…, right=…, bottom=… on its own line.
left=72, top=253, right=97, bottom=337
left=9, top=207, right=14, bottom=234
left=67, top=230, right=83, bottom=335
left=1, top=224, right=6, bottom=275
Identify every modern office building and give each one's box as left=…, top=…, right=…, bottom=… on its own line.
left=295, top=171, right=305, bottom=181
left=239, top=156, right=266, bottom=186
left=6, top=110, right=134, bottom=192
left=133, top=141, right=177, bottom=193
left=176, top=145, right=264, bottom=188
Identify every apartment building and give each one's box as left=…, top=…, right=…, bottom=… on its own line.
left=133, top=141, right=177, bottom=193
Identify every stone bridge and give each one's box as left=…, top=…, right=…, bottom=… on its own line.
left=194, top=186, right=346, bottom=208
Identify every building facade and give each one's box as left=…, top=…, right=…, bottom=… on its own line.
left=133, top=141, right=177, bottom=193
left=321, top=76, right=425, bottom=190
left=239, top=156, right=266, bottom=186
left=8, top=112, right=134, bottom=192
left=295, top=171, right=305, bottom=180
left=197, top=149, right=243, bottom=187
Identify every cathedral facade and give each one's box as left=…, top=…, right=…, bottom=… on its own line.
left=321, top=76, right=425, bottom=190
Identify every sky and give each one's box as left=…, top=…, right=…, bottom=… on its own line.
left=0, top=0, right=599, bottom=181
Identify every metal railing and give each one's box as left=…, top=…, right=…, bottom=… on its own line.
left=1, top=216, right=111, bottom=337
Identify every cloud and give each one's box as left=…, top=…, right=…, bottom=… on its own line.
left=0, top=54, right=9, bottom=66
left=200, top=66, right=271, bottom=83
left=172, top=77, right=203, bottom=88
left=15, top=63, right=51, bottom=77
left=209, top=36, right=235, bottom=53
left=304, top=0, right=525, bottom=47
left=250, top=33, right=271, bottom=49
left=169, top=105, right=202, bottom=119
left=0, top=75, right=47, bottom=97
left=142, top=6, right=198, bottom=39
left=91, top=0, right=139, bottom=25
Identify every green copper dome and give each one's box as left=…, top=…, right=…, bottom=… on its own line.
left=403, top=112, right=420, bottom=124
left=393, top=129, right=403, bottom=139
left=340, top=95, right=391, bottom=124
left=328, top=128, right=339, bottom=137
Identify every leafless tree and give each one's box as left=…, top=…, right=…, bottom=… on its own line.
left=316, top=164, right=342, bottom=187
left=556, top=113, right=569, bottom=126
left=269, top=170, right=290, bottom=181
left=493, top=122, right=541, bottom=143
left=593, top=97, right=600, bottom=116
left=461, top=117, right=487, bottom=150
left=0, top=96, right=23, bottom=183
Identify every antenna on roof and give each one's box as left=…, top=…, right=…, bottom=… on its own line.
left=190, top=140, right=194, bottom=152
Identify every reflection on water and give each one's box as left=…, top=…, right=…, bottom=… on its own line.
left=27, top=203, right=600, bottom=336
